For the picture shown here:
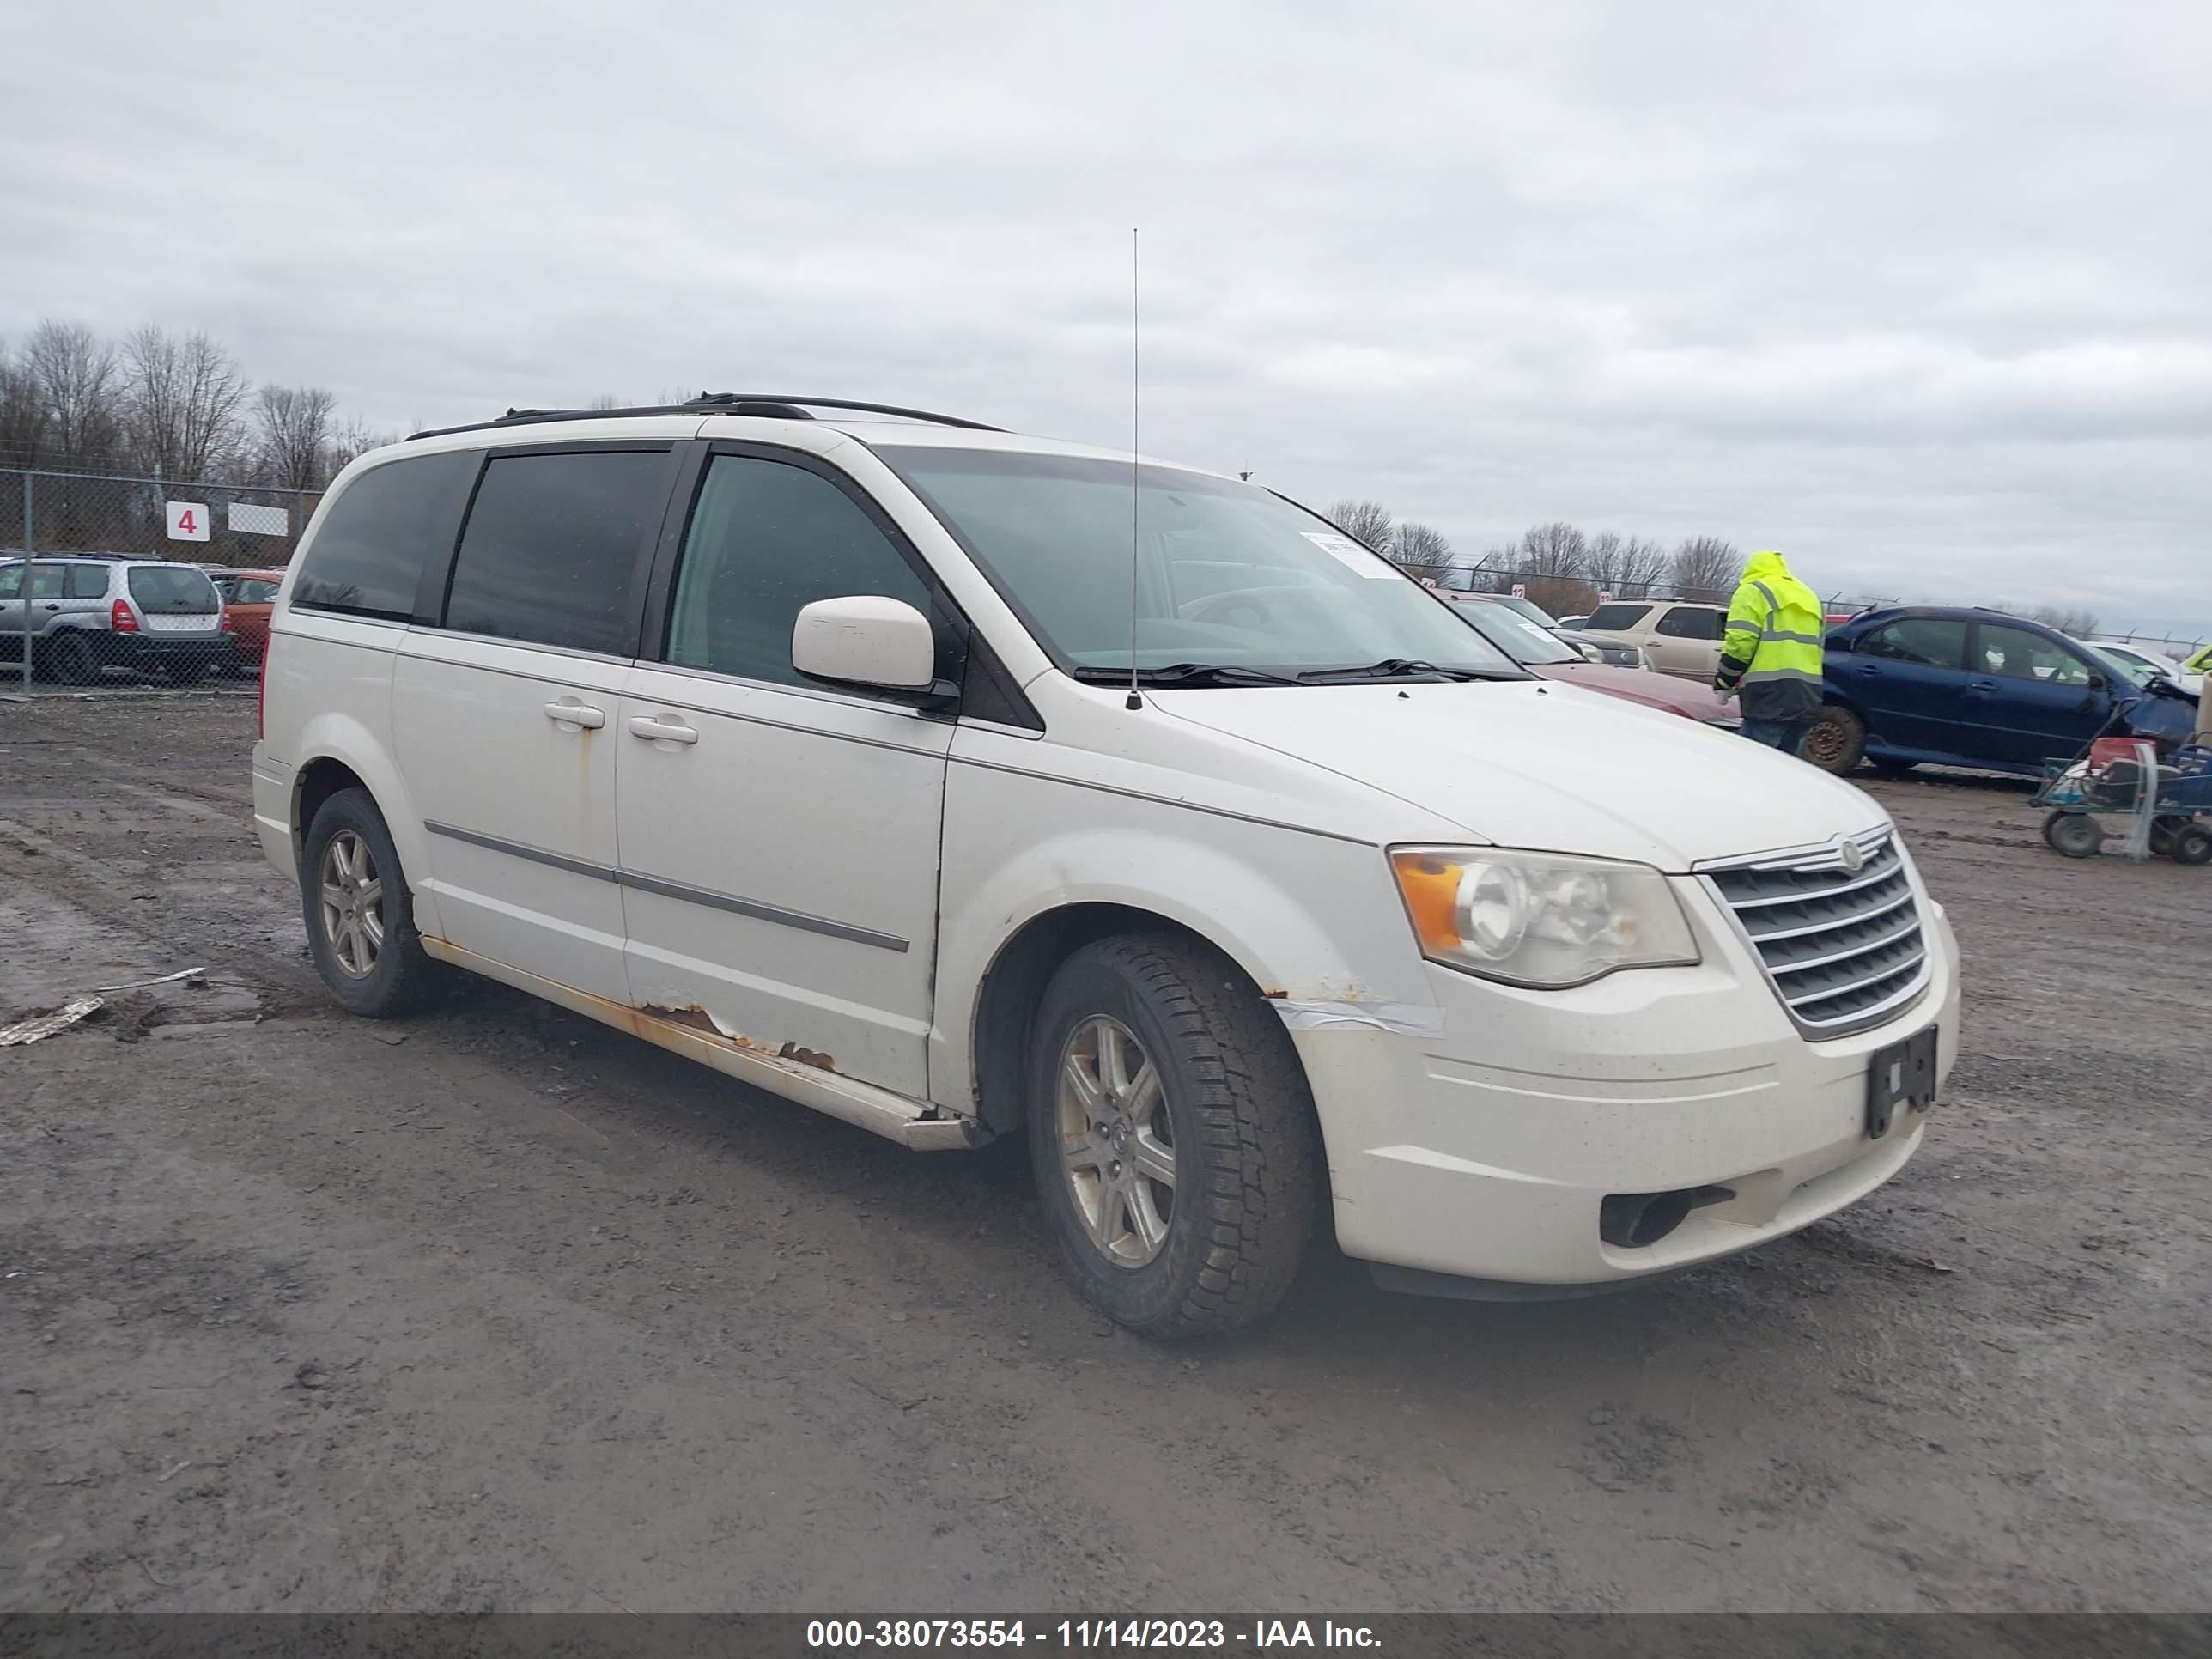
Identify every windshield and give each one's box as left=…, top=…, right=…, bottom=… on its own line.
left=876, top=447, right=1519, bottom=679
left=1492, top=593, right=1565, bottom=630
left=1454, top=600, right=1580, bottom=665
left=2087, top=645, right=2164, bottom=688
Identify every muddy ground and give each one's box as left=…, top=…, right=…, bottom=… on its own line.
left=2, top=690, right=2206, bottom=1613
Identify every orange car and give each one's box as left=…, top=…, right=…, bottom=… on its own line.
left=210, top=568, right=287, bottom=668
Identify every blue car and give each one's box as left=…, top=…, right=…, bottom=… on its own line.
left=1804, top=606, right=2190, bottom=777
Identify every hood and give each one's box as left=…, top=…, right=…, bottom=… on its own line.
left=1153, top=679, right=1886, bottom=870
left=1531, top=659, right=1729, bottom=720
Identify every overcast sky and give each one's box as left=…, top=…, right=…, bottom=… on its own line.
left=5, top=1, right=2206, bottom=633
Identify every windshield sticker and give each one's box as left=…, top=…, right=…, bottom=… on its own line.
left=1303, top=532, right=1400, bottom=578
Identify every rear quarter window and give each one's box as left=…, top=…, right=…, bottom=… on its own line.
left=1585, top=603, right=1654, bottom=632
left=1656, top=606, right=1725, bottom=639
left=293, top=450, right=477, bottom=623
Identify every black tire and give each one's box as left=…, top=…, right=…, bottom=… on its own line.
left=40, top=631, right=99, bottom=684
left=2042, top=811, right=2105, bottom=859
left=1802, top=705, right=1866, bottom=774
left=301, top=787, right=453, bottom=1017
left=1026, top=933, right=1321, bottom=1338
left=2172, top=825, right=2212, bottom=866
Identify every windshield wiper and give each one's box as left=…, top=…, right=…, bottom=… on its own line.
left=1294, top=659, right=1513, bottom=684
left=1073, top=663, right=1303, bottom=689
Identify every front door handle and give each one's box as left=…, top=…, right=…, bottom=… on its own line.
left=1965, top=679, right=1998, bottom=696
left=542, top=699, right=605, bottom=729
left=628, top=714, right=699, bottom=745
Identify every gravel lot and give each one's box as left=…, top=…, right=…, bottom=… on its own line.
left=3, top=691, right=2207, bottom=1613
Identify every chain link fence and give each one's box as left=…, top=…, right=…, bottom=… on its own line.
left=2, top=466, right=316, bottom=694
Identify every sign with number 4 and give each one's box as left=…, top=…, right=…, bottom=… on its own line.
left=166, top=501, right=210, bottom=542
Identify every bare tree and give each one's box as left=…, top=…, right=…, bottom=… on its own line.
left=2008, top=601, right=2102, bottom=638
left=1329, top=499, right=1395, bottom=554
left=1514, top=521, right=1589, bottom=580
left=254, top=385, right=338, bottom=490
left=1669, top=536, right=1739, bottom=602
left=1617, top=536, right=1671, bottom=595
left=1392, top=520, right=1452, bottom=574
left=325, top=416, right=397, bottom=474
left=122, top=325, right=251, bottom=480
left=0, top=338, right=46, bottom=468
left=586, top=393, right=626, bottom=410
left=21, top=319, right=122, bottom=469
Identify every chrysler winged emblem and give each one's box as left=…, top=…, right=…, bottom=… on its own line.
left=1838, top=839, right=1866, bottom=873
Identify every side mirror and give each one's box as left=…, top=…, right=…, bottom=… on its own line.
left=792, top=595, right=939, bottom=692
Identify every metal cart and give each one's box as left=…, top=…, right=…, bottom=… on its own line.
left=2033, top=738, right=2212, bottom=864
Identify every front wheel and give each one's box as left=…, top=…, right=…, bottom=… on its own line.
left=1026, top=934, right=1321, bottom=1338
left=1802, top=705, right=1866, bottom=774
left=2172, top=825, right=2212, bottom=866
left=2042, top=811, right=2105, bottom=859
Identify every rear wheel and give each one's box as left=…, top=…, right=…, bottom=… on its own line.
left=2042, top=811, right=2105, bottom=859
left=301, top=787, right=453, bottom=1016
left=1026, top=933, right=1321, bottom=1338
left=2172, top=825, right=2212, bottom=866
left=1802, top=705, right=1866, bottom=774
left=40, top=631, right=98, bottom=684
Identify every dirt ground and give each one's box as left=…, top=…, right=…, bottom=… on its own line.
left=2, top=690, right=2206, bottom=1615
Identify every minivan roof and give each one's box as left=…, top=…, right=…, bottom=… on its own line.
left=387, top=400, right=1237, bottom=481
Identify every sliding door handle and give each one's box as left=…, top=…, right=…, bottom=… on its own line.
left=543, top=699, right=605, bottom=729
left=628, top=714, right=699, bottom=745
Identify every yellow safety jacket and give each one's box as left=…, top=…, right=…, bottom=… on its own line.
left=1717, top=550, right=1826, bottom=720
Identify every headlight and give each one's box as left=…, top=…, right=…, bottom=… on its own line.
left=1389, top=847, right=1701, bottom=988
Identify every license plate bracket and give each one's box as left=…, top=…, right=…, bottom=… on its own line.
left=1866, top=1025, right=1938, bottom=1139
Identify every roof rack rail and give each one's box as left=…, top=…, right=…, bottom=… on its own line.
left=409, top=394, right=1000, bottom=442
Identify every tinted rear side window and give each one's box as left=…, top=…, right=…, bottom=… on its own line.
left=128, top=565, right=218, bottom=611
left=443, top=449, right=670, bottom=655
left=65, top=564, right=110, bottom=599
left=1656, top=606, right=1724, bottom=639
left=294, top=452, right=476, bottom=623
left=1862, top=617, right=1967, bottom=668
left=1585, top=603, right=1653, bottom=631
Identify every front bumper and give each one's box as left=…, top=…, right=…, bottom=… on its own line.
left=1296, top=889, right=1960, bottom=1289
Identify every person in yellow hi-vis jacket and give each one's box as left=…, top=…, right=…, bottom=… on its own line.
left=1714, top=550, right=1826, bottom=756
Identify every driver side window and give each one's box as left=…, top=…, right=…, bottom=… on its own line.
left=664, top=454, right=944, bottom=693
left=1978, top=623, right=2092, bottom=684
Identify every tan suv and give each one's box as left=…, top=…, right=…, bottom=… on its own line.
left=1573, top=599, right=1729, bottom=680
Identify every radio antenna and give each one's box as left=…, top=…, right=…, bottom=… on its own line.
left=1126, top=227, right=1143, bottom=711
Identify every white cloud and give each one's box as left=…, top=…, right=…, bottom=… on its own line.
left=3, top=0, right=2206, bottom=634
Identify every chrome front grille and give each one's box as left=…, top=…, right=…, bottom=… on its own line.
left=1702, top=828, right=1930, bottom=1036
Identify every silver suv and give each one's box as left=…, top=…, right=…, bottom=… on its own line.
left=0, top=554, right=229, bottom=684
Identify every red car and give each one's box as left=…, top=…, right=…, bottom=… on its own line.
left=1449, top=596, right=1740, bottom=728
left=209, top=568, right=286, bottom=669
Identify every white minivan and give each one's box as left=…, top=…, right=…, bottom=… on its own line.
left=253, top=394, right=1959, bottom=1334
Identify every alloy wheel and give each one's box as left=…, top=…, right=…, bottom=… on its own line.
left=318, top=830, right=385, bottom=977
left=1055, top=1015, right=1176, bottom=1267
